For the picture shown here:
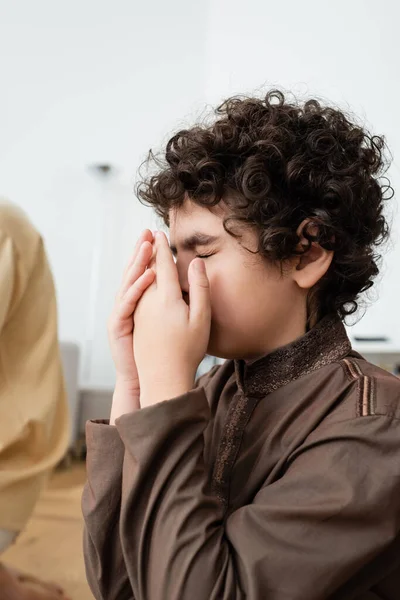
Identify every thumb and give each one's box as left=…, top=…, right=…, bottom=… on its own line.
left=188, top=258, right=211, bottom=327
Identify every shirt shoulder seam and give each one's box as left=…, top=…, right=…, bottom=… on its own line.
left=339, top=357, right=376, bottom=417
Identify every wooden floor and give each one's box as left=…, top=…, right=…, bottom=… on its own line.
left=3, top=461, right=93, bottom=599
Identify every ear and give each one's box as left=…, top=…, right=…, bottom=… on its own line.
left=292, top=219, right=334, bottom=290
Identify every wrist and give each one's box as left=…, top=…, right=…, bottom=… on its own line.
left=115, top=372, right=140, bottom=393
left=110, top=379, right=141, bottom=425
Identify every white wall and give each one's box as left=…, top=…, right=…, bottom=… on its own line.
left=1, top=0, right=399, bottom=388
left=0, top=0, right=208, bottom=387
left=205, top=0, right=400, bottom=346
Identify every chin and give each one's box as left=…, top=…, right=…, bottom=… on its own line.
left=207, top=331, right=241, bottom=361
left=207, top=322, right=262, bottom=361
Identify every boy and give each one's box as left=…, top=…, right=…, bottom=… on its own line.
left=82, top=91, right=400, bottom=599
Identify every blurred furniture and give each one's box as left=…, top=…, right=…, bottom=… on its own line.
left=59, top=342, right=80, bottom=451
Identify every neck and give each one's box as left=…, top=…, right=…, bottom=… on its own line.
left=245, top=306, right=308, bottom=363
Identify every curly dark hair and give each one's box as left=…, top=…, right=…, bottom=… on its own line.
left=137, top=90, right=392, bottom=320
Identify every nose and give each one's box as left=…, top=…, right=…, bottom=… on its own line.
left=176, top=258, right=189, bottom=302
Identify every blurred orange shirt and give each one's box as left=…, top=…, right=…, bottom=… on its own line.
left=0, top=200, right=69, bottom=532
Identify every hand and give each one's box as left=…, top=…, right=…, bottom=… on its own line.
left=134, top=231, right=211, bottom=407
left=108, top=230, right=155, bottom=423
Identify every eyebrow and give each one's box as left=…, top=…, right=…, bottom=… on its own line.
left=170, top=232, right=220, bottom=256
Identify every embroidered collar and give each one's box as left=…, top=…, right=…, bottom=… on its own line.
left=234, top=314, right=352, bottom=397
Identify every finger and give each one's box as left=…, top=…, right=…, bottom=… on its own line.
left=148, top=239, right=157, bottom=272
left=123, top=229, right=153, bottom=278
left=118, top=268, right=155, bottom=319
left=120, top=241, right=153, bottom=298
left=188, top=258, right=211, bottom=327
left=154, top=231, right=181, bottom=298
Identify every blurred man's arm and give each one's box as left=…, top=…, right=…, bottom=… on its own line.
left=0, top=235, right=15, bottom=333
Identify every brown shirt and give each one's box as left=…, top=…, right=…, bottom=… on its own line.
left=82, top=316, right=400, bottom=599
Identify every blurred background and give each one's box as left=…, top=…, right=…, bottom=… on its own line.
left=0, top=1, right=399, bottom=595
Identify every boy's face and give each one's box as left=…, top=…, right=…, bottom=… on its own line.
left=169, top=200, right=308, bottom=360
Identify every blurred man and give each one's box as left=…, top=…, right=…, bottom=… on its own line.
left=0, top=200, right=70, bottom=599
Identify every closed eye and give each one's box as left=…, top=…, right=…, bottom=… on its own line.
left=196, top=253, right=215, bottom=259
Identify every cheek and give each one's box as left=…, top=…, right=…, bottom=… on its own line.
left=208, top=263, right=252, bottom=320
left=207, top=259, right=292, bottom=326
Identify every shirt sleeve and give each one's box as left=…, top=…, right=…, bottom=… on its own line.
left=112, top=390, right=400, bottom=600
left=82, top=421, right=135, bottom=600
left=81, top=367, right=220, bottom=599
